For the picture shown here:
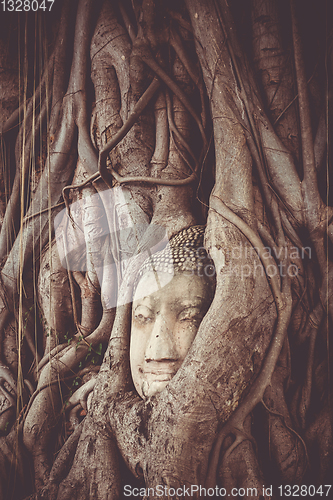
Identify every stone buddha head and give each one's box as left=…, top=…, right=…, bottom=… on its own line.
left=130, top=226, right=216, bottom=398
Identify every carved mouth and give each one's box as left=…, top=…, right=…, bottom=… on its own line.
left=139, top=363, right=177, bottom=384
left=141, top=361, right=178, bottom=381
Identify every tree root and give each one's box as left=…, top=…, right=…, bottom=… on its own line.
left=0, top=2, right=330, bottom=496
left=26, top=420, right=85, bottom=500
left=0, top=381, right=15, bottom=407
left=165, top=90, right=197, bottom=167
left=97, top=35, right=208, bottom=189
left=211, top=196, right=284, bottom=307
left=219, top=432, right=268, bottom=499
left=212, top=0, right=304, bottom=228
left=0, top=0, right=72, bottom=263
left=206, top=195, right=292, bottom=488
left=169, top=26, right=207, bottom=129
left=62, top=172, right=100, bottom=217
left=98, top=77, right=160, bottom=188
left=0, top=52, right=54, bottom=137
left=69, top=404, right=83, bottom=429
left=0, top=364, right=17, bottom=394
left=150, top=91, right=169, bottom=170
left=261, top=400, right=309, bottom=469
left=0, top=94, right=49, bottom=259
left=66, top=374, right=96, bottom=414
left=291, top=0, right=326, bottom=274
left=298, top=328, right=318, bottom=429
left=118, top=2, right=136, bottom=43
left=139, top=49, right=207, bottom=148
left=70, top=0, right=102, bottom=177
left=22, top=202, right=65, bottom=224
left=21, top=309, right=114, bottom=488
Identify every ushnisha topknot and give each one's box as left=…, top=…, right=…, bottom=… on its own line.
left=135, top=226, right=215, bottom=288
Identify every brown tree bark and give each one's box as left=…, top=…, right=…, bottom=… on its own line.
left=0, top=1, right=331, bottom=499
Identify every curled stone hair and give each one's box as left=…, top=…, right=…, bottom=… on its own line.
left=135, top=226, right=216, bottom=289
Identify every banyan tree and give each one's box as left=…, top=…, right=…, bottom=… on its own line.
left=0, top=0, right=332, bottom=498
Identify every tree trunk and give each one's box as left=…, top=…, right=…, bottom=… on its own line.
left=0, top=1, right=331, bottom=499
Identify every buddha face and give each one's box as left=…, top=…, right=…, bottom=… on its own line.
left=130, top=271, right=213, bottom=398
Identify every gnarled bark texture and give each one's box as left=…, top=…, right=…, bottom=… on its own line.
left=0, top=1, right=331, bottom=499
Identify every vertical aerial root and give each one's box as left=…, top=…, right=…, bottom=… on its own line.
left=150, top=91, right=169, bottom=170
left=139, top=50, right=207, bottom=148
left=291, top=0, right=326, bottom=273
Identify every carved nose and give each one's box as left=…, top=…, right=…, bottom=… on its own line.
left=145, top=314, right=178, bottom=362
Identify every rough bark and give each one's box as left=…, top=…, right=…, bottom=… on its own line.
left=0, top=1, right=331, bottom=499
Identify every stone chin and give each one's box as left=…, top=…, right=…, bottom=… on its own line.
left=142, top=380, right=170, bottom=398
